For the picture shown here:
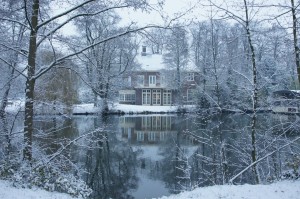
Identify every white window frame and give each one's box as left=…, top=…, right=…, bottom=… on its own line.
left=142, top=89, right=151, bottom=105
left=152, top=89, right=161, bottom=105
left=149, top=75, right=156, bottom=86
left=163, top=90, right=172, bottom=105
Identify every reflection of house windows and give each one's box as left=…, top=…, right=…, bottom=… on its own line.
left=187, top=89, right=196, bottom=102
left=148, top=132, right=156, bottom=141
left=160, top=132, right=167, bottom=141
left=137, top=131, right=144, bottom=141
left=149, top=75, right=156, bottom=86
left=163, top=90, right=172, bottom=105
left=142, top=89, right=151, bottom=105
left=142, top=117, right=151, bottom=130
left=137, top=75, right=144, bottom=86
left=187, top=73, right=194, bottom=81
left=152, top=89, right=161, bottom=105
left=152, top=116, right=161, bottom=130
left=119, top=90, right=136, bottom=103
left=162, top=116, right=171, bottom=130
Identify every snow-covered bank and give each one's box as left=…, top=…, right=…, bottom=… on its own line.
left=0, top=180, right=79, bottom=199
left=73, top=103, right=197, bottom=114
left=157, top=180, right=300, bottom=199
left=1, top=179, right=299, bottom=199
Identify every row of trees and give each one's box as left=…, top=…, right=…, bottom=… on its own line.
left=1, top=0, right=300, bottom=197
left=0, top=0, right=167, bottom=197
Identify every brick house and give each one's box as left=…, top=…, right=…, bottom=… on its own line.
left=118, top=47, right=201, bottom=106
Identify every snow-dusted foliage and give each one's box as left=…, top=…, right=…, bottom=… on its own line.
left=10, top=164, right=92, bottom=198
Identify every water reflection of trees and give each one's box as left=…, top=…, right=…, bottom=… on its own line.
left=80, top=117, right=138, bottom=199
left=184, top=113, right=300, bottom=187
left=3, top=114, right=299, bottom=198
left=34, top=116, right=139, bottom=199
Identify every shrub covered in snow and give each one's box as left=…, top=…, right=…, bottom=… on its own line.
left=5, top=163, right=92, bottom=198
left=282, top=155, right=300, bottom=180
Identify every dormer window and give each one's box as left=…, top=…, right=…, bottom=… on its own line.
left=149, top=75, right=156, bottom=86
left=187, top=72, right=194, bottom=81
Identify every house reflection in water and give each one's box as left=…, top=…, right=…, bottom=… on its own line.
left=119, top=116, right=197, bottom=145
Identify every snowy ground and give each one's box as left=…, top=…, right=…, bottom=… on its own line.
left=5, top=101, right=197, bottom=115
left=158, top=180, right=300, bottom=199
left=0, top=180, right=79, bottom=199
left=1, top=179, right=299, bottom=199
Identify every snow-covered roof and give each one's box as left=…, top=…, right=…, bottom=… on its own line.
left=135, top=47, right=198, bottom=72
left=136, top=54, right=165, bottom=71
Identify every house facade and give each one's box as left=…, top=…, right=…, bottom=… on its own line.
left=118, top=47, right=201, bottom=106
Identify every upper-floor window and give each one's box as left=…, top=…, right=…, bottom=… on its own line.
left=187, top=73, right=194, bottom=81
left=149, top=75, right=156, bottom=86
left=137, top=75, right=144, bottom=86
left=160, top=75, right=166, bottom=86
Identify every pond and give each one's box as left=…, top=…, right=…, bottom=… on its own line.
left=30, top=113, right=300, bottom=199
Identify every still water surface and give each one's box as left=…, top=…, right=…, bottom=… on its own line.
left=33, top=113, right=299, bottom=199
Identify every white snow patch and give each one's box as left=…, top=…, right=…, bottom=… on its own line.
left=0, top=180, right=80, bottom=199
left=156, top=180, right=300, bottom=199
left=72, top=103, right=101, bottom=114
left=137, top=54, right=165, bottom=71
left=4, top=100, right=25, bottom=113
left=110, top=103, right=196, bottom=113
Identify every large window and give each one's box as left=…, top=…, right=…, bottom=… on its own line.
left=149, top=75, right=156, bottom=86
left=163, top=90, right=172, bottom=105
left=152, top=89, right=161, bottom=105
left=142, top=89, right=151, bottom=105
left=119, top=90, right=136, bottom=102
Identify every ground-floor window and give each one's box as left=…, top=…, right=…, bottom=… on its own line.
left=119, top=90, right=136, bottom=103
left=142, top=89, right=151, bottom=105
left=152, top=89, right=161, bottom=105
left=163, top=90, right=172, bottom=105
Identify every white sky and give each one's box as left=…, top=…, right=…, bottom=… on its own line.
left=52, top=0, right=292, bottom=37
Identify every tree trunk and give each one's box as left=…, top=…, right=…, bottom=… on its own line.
left=23, top=0, right=39, bottom=161
left=291, top=0, right=300, bottom=86
left=244, top=0, right=259, bottom=184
